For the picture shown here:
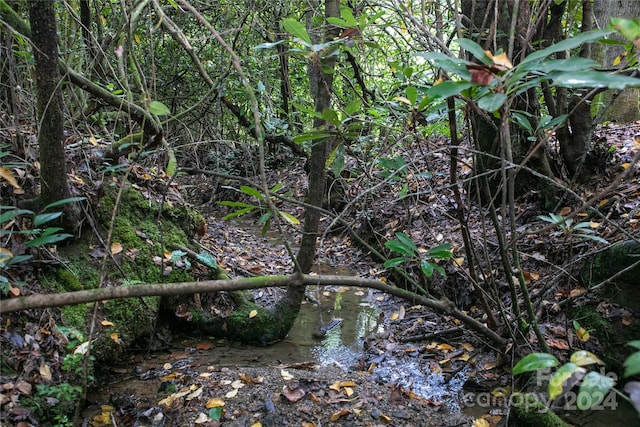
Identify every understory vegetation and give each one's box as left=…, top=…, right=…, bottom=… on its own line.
left=1, top=0, right=640, bottom=425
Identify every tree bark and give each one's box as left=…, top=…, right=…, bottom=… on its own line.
left=27, top=0, right=79, bottom=227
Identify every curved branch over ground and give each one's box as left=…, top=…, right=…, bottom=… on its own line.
left=0, top=273, right=506, bottom=347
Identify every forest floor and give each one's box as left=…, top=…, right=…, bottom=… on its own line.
left=1, top=121, right=640, bottom=426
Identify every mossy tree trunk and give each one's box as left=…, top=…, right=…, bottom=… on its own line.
left=27, top=0, right=80, bottom=228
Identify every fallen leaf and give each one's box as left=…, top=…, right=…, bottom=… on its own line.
left=330, top=409, right=351, bottom=421
left=225, top=389, right=238, bottom=398
left=101, top=320, right=114, bottom=327
left=280, top=369, right=294, bottom=380
left=39, top=363, right=52, bottom=382
left=0, top=167, right=21, bottom=189
left=282, top=385, right=305, bottom=402
left=205, top=397, right=225, bottom=408
left=558, top=206, right=572, bottom=216
left=110, top=242, right=123, bottom=255
left=186, top=386, right=203, bottom=400
left=249, top=310, right=258, bottom=318
left=196, top=342, right=213, bottom=351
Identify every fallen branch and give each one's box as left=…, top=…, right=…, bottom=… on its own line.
left=0, top=273, right=506, bottom=347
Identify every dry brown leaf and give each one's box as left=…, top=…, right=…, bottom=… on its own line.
left=329, top=409, right=351, bottom=422
left=110, top=242, right=123, bottom=255
left=205, top=397, right=225, bottom=408
left=39, top=362, right=52, bottom=382
left=282, top=385, right=305, bottom=402
left=101, top=320, right=114, bottom=327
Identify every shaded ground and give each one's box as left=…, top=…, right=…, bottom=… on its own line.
left=2, top=121, right=640, bottom=426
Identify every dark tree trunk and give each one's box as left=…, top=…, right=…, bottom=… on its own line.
left=28, top=0, right=79, bottom=228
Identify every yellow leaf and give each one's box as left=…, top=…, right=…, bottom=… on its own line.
left=250, top=423, right=262, bottom=427
left=134, top=33, right=141, bottom=44
left=390, top=312, right=399, bottom=321
left=339, top=381, right=357, bottom=387
left=0, top=167, right=21, bottom=189
left=491, top=52, right=513, bottom=69
left=329, top=381, right=341, bottom=391
left=622, top=163, right=631, bottom=169
left=39, top=362, right=52, bottom=381
left=473, top=418, right=490, bottom=427
left=89, top=136, right=99, bottom=146
left=437, top=343, right=454, bottom=352
left=393, top=96, right=412, bottom=105
left=280, top=369, right=294, bottom=380
left=101, top=320, right=114, bottom=327
left=461, top=342, right=474, bottom=352
left=205, top=398, right=225, bottom=408
left=110, top=242, right=123, bottom=254
left=589, top=220, right=600, bottom=229
left=452, top=257, right=465, bottom=267
left=613, top=55, right=621, bottom=66
left=558, top=206, right=572, bottom=216
left=344, top=386, right=354, bottom=397
left=433, top=77, right=444, bottom=86
left=249, top=310, right=258, bottom=318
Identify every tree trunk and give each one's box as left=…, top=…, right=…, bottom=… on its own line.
left=28, top=0, right=79, bottom=228
left=592, top=0, right=640, bottom=123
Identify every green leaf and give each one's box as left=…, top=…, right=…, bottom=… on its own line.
left=240, top=186, right=264, bottom=200
left=538, top=58, right=600, bottom=73
left=628, top=341, right=640, bottom=351
left=340, top=6, right=358, bottom=27
left=217, top=201, right=255, bottom=208
left=577, top=371, right=615, bottom=410
left=610, top=18, right=640, bottom=43
left=344, top=99, right=361, bottom=115
left=149, top=100, right=171, bottom=116
left=457, top=38, right=492, bottom=65
left=33, top=212, right=62, bottom=227
left=384, top=257, right=408, bottom=268
left=208, top=407, right=222, bottom=421
left=420, top=259, right=435, bottom=277
left=222, top=207, right=256, bottom=220
left=278, top=211, right=300, bottom=225
left=26, top=232, right=73, bottom=248
left=624, top=351, right=640, bottom=377
left=43, top=197, right=85, bottom=210
left=511, top=112, right=533, bottom=134
left=384, top=240, right=415, bottom=257
left=519, top=30, right=613, bottom=67
left=551, top=71, right=640, bottom=90
left=293, top=131, right=332, bottom=144
left=321, top=108, right=341, bottom=126
left=477, top=93, right=507, bottom=112
left=549, top=363, right=586, bottom=400
left=513, top=353, right=560, bottom=375
left=427, top=243, right=452, bottom=259
left=327, top=17, right=351, bottom=28
left=195, top=252, right=217, bottom=270
left=0, top=208, right=32, bottom=225
left=426, top=81, right=474, bottom=100
left=405, top=86, right=418, bottom=105
left=282, top=18, right=312, bottom=45
left=395, top=232, right=418, bottom=253
left=570, top=350, right=603, bottom=367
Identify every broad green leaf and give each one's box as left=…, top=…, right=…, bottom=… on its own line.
left=538, top=58, right=600, bottom=73
left=426, top=81, right=474, bottom=100
left=293, top=131, right=332, bottom=144
left=551, top=71, right=640, bottom=90
left=26, top=232, right=73, bottom=248
left=513, top=353, right=559, bottom=375
left=577, top=371, right=615, bottom=410
left=344, top=99, right=361, bottom=115
left=149, top=101, right=170, bottom=116
left=34, top=212, right=62, bottom=227
left=257, top=212, right=272, bottom=224
left=43, top=197, right=85, bottom=210
left=384, top=257, right=407, bottom=268
left=278, top=211, right=300, bottom=225
left=428, top=243, right=452, bottom=259
left=195, top=252, right=217, bottom=270
left=405, top=86, right=418, bottom=105
left=477, top=93, right=507, bottom=112
left=457, top=38, right=492, bottom=65
left=628, top=341, right=640, bottom=350
left=340, top=6, right=358, bottom=27
left=208, top=407, right=222, bottom=421
left=519, top=30, right=613, bottom=67
left=395, top=232, right=418, bottom=253
left=0, top=208, right=32, bottom=225
left=217, top=201, right=255, bottom=208
left=240, top=186, right=264, bottom=200
left=222, top=207, right=256, bottom=220
left=282, top=18, right=312, bottom=45
left=420, top=259, right=435, bottom=277
left=511, top=112, right=533, bottom=134
left=321, top=108, right=340, bottom=126
left=549, top=363, right=586, bottom=400
left=384, top=240, right=415, bottom=256
left=327, top=17, right=351, bottom=28
left=624, top=351, right=640, bottom=377
left=610, top=18, right=640, bottom=42
left=570, top=350, right=603, bottom=367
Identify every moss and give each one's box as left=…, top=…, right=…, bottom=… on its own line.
left=60, top=304, right=89, bottom=330
left=55, top=268, right=83, bottom=291
left=509, top=393, right=569, bottom=427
